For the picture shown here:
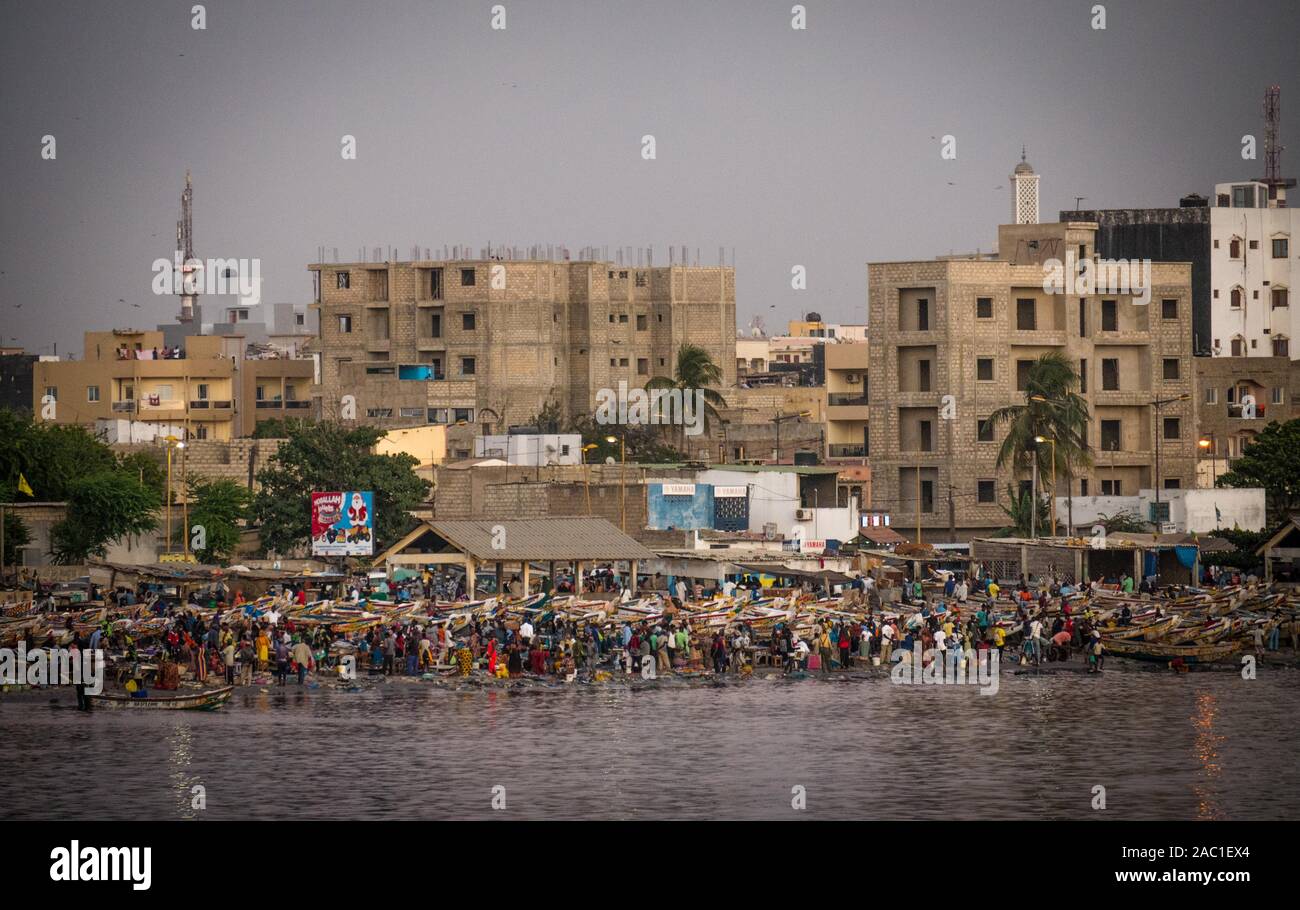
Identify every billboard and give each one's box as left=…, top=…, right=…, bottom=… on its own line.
left=311, top=491, right=374, bottom=556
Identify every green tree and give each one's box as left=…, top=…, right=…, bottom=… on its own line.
left=187, top=477, right=253, bottom=563
left=993, top=483, right=1050, bottom=538
left=250, top=416, right=315, bottom=439
left=117, top=450, right=167, bottom=500
left=1217, top=419, right=1300, bottom=524
left=987, top=352, right=1091, bottom=510
left=252, top=421, right=431, bottom=557
left=1097, top=510, right=1150, bottom=534
left=1, top=509, right=32, bottom=567
left=643, top=344, right=727, bottom=451
left=50, top=471, right=161, bottom=563
left=1206, top=527, right=1268, bottom=572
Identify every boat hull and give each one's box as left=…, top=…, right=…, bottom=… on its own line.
left=89, top=685, right=234, bottom=710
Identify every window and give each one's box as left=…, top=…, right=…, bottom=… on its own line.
left=635, top=272, right=647, bottom=287
left=920, top=480, right=934, bottom=513
left=370, top=270, right=388, bottom=301
left=618, top=357, right=629, bottom=367
left=976, top=357, right=993, bottom=381
left=1016, top=298, right=1036, bottom=330
left=427, top=408, right=448, bottom=424
left=977, top=419, right=994, bottom=442
left=609, top=358, right=617, bottom=367
left=1272, top=386, right=1284, bottom=405
left=366, top=408, right=393, bottom=419
left=1273, top=337, right=1290, bottom=357
left=429, top=313, right=442, bottom=338
left=1161, top=299, right=1178, bottom=320
left=1272, top=288, right=1289, bottom=309
left=1229, top=238, right=1241, bottom=259
left=460, top=357, right=476, bottom=376
left=637, top=358, right=649, bottom=375
left=462, top=312, right=476, bottom=331
left=399, top=407, right=424, bottom=419
left=338, top=314, right=353, bottom=333
left=1163, top=417, right=1181, bottom=440
left=1273, top=238, right=1290, bottom=258
left=618, top=271, right=628, bottom=280
left=1079, top=299, right=1087, bottom=337
left=1016, top=360, right=1033, bottom=391
left=1250, top=240, right=1259, bottom=250
left=1204, top=387, right=1218, bottom=405
left=460, top=268, right=476, bottom=286
left=636, top=314, right=647, bottom=330
left=976, top=297, right=993, bottom=318
left=1079, top=359, right=1088, bottom=393
left=336, top=271, right=350, bottom=289
left=608, top=314, right=615, bottom=323
left=193, top=425, right=208, bottom=440
left=1164, top=479, right=1181, bottom=490
left=453, top=407, right=474, bottom=423
left=196, top=383, right=208, bottom=400
left=1232, top=186, right=1252, bottom=208
left=430, top=268, right=443, bottom=300
left=1100, top=420, right=1121, bottom=451
left=1079, top=478, right=1088, bottom=496
left=917, top=298, right=929, bottom=331
left=618, top=314, right=628, bottom=324
left=918, top=359, right=931, bottom=392
left=1101, top=299, right=1117, bottom=331
left=919, top=420, right=933, bottom=452
left=977, top=480, right=995, bottom=504
left=1101, top=479, right=1122, bottom=496
left=87, top=385, right=99, bottom=402
left=1162, top=358, right=1180, bottom=380
left=1101, top=358, right=1119, bottom=391
left=296, top=313, right=305, bottom=326
left=1231, top=337, right=1244, bottom=356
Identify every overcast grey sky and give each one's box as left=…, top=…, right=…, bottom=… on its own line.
left=1, top=0, right=1296, bottom=356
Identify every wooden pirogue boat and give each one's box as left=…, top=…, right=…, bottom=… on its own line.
left=1101, top=639, right=1242, bottom=664
left=89, top=685, right=234, bottom=710
left=1099, top=613, right=1181, bottom=641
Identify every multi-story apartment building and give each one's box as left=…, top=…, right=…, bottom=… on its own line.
left=308, top=258, right=736, bottom=454
left=1206, top=180, right=1295, bottom=360
left=33, top=329, right=314, bottom=440
left=824, top=342, right=869, bottom=461
left=869, top=221, right=1197, bottom=540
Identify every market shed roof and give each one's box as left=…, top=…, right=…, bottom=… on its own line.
left=375, top=518, right=655, bottom=563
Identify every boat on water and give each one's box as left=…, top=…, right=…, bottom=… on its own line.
left=1099, top=613, right=1182, bottom=641
left=89, top=685, right=234, bottom=710
left=1101, top=639, right=1243, bottom=664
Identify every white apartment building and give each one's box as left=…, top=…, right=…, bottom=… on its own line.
left=1209, top=180, right=1295, bottom=359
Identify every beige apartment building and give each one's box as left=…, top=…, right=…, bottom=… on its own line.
left=33, top=329, right=314, bottom=440
left=309, top=258, right=736, bottom=455
left=869, top=221, right=1198, bottom=540
left=825, top=342, right=869, bottom=460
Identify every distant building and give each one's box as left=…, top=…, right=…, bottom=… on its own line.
left=0, top=350, right=38, bottom=415
left=474, top=433, right=583, bottom=466
left=33, top=329, right=314, bottom=440
left=824, top=342, right=869, bottom=461
left=870, top=196, right=1197, bottom=540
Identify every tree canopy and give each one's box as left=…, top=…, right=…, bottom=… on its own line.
left=251, top=421, right=431, bottom=557
left=1217, top=419, right=1300, bottom=525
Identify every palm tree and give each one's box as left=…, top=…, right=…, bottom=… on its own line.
left=644, top=344, right=727, bottom=453
left=987, top=352, right=1092, bottom=512
left=994, top=483, right=1050, bottom=538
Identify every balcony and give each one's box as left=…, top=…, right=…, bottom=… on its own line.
left=828, top=393, right=869, bottom=406
left=1227, top=403, right=1268, bottom=420
left=284, top=400, right=311, bottom=410
left=828, top=444, right=866, bottom=458
left=111, top=400, right=135, bottom=413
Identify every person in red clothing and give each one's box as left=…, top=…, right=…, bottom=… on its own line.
left=837, top=624, right=852, bottom=669
left=296, top=586, right=307, bottom=606
left=486, top=638, right=498, bottom=675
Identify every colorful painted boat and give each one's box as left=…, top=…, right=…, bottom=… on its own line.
left=1101, top=639, right=1242, bottom=664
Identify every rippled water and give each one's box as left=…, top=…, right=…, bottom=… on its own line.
left=2, top=665, right=1297, bottom=820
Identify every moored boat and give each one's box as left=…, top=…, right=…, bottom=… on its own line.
left=1101, top=639, right=1242, bottom=664
left=89, top=685, right=234, bottom=710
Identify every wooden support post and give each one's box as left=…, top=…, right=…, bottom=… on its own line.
left=629, top=559, right=638, bottom=595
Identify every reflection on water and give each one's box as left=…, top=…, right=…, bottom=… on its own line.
left=2, top=668, right=1297, bottom=820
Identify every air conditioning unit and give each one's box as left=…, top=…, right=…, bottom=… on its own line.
left=846, top=373, right=860, bottom=383
left=795, top=508, right=814, bottom=520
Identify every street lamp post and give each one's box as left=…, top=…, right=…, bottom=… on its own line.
left=163, top=435, right=185, bottom=555
left=605, top=434, right=626, bottom=532
left=582, top=443, right=599, bottom=515
left=1198, top=434, right=1217, bottom=489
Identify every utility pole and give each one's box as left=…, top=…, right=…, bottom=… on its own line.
left=948, top=485, right=955, bottom=543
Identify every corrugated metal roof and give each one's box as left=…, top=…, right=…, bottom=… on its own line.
left=426, top=518, right=655, bottom=562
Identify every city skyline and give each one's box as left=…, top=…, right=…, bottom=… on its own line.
left=2, top=0, right=1297, bottom=358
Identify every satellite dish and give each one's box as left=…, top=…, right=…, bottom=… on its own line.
left=604, top=456, right=615, bottom=465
